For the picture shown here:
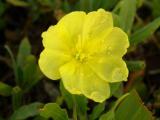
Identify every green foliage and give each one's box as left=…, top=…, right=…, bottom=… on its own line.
left=130, top=16, right=160, bottom=45
left=10, top=102, right=43, bottom=120
left=0, top=82, right=12, bottom=96
left=110, top=82, right=123, bottom=98
left=89, top=102, right=105, bottom=120
left=115, top=90, right=153, bottom=120
left=40, top=103, right=69, bottom=120
left=17, top=37, right=31, bottom=68
left=152, top=0, right=160, bottom=17
left=6, top=37, right=43, bottom=91
left=100, top=90, right=153, bottom=120
left=118, top=0, right=137, bottom=34
left=126, top=60, right=146, bottom=72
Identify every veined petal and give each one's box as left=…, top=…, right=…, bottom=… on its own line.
left=39, top=49, right=71, bottom=80
left=81, top=65, right=110, bottom=103
left=58, top=11, right=86, bottom=43
left=59, top=60, right=82, bottom=94
left=42, top=25, right=71, bottom=53
left=88, top=56, right=128, bottom=83
left=104, top=27, right=129, bottom=57
left=83, top=9, right=113, bottom=41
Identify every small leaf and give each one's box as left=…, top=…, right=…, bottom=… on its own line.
left=110, top=82, right=123, bottom=98
left=89, top=102, right=105, bottom=120
left=10, top=102, right=43, bottom=120
left=5, top=45, right=19, bottom=84
left=115, top=90, right=153, bottom=120
left=100, top=110, right=115, bottom=120
left=60, top=81, right=73, bottom=109
left=6, top=0, right=29, bottom=7
left=40, top=103, right=69, bottom=120
left=17, top=37, right=31, bottom=68
left=152, top=0, right=160, bottom=17
left=11, top=86, right=23, bottom=110
left=130, top=17, right=160, bottom=45
left=126, top=60, right=146, bottom=72
left=0, top=82, right=12, bottom=96
left=22, top=55, right=43, bottom=91
left=119, top=0, right=137, bottom=34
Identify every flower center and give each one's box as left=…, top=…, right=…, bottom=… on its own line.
left=75, top=52, right=87, bottom=63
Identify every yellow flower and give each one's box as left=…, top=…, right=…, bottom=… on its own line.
left=39, top=9, right=129, bottom=102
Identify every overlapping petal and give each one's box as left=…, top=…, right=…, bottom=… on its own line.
left=104, top=27, right=129, bottom=57
left=59, top=60, right=82, bottom=94
left=87, top=56, right=128, bottom=83
left=58, top=11, right=86, bottom=44
left=82, top=9, right=113, bottom=41
left=81, top=65, right=110, bottom=103
left=39, top=49, right=71, bottom=80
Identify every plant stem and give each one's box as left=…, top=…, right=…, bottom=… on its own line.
left=72, top=96, right=78, bottom=120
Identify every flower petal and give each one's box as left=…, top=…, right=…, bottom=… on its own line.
left=104, top=27, right=129, bottom=57
left=59, top=60, right=82, bottom=94
left=58, top=11, right=86, bottom=42
left=42, top=11, right=85, bottom=53
left=42, top=25, right=71, bottom=53
left=81, top=65, right=110, bottom=103
left=39, top=49, right=71, bottom=80
left=83, top=9, right=113, bottom=41
left=88, top=56, right=128, bottom=83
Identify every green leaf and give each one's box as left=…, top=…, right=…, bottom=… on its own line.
left=130, top=17, right=160, bottom=45
left=115, top=90, right=153, bottom=120
left=11, top=86, right=23, bottom=110
left=17, top=37, right=31, bottom=68
left=152, top=0, right=160, bottom=18
left=33, top=116, right=47, bottom=120
left=6, top=0, right=29, bottom=7
left=0, top=82, right=12, bottom=96
left=100, top=110, right=115, bottom=120
left=60, top=81, right=73, bottom=109
left=110, top=82, right=123, bottom=98
left=10, top=102, right=43, bottom=120
left=75, top=95, right=88, bottom=116
left=119, top=0, right=137, bottom=34
left=40, top=103, right=69, bottom=120
left=5, top=45, right=19, bottom=84
left=100, top=91, right=153, bottom=120
left=126, top=60, right=146, bottom=72
left=22, top=55, right=43, bottom=91
left=112, top=13, right=121, bottom=27
left=89, top=102, right=105, bottom=120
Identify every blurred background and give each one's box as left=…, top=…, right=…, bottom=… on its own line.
left=0, top=0, right=160, bottom=119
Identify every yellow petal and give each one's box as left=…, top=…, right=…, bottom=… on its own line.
left=42, top=25, right=71, bottom=53
left=83, top=9, right=113, bottom=41
left=39, top=49, right=71, bottom=80
left=104, top=27, right=129, bottom=57
left=58, top=11, right=86, bottom=42
left=81, top=65, right=110, bottom=103
left=59, top=60, right=82, bottom=94
left=88, top=56, right=128, bottom=83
